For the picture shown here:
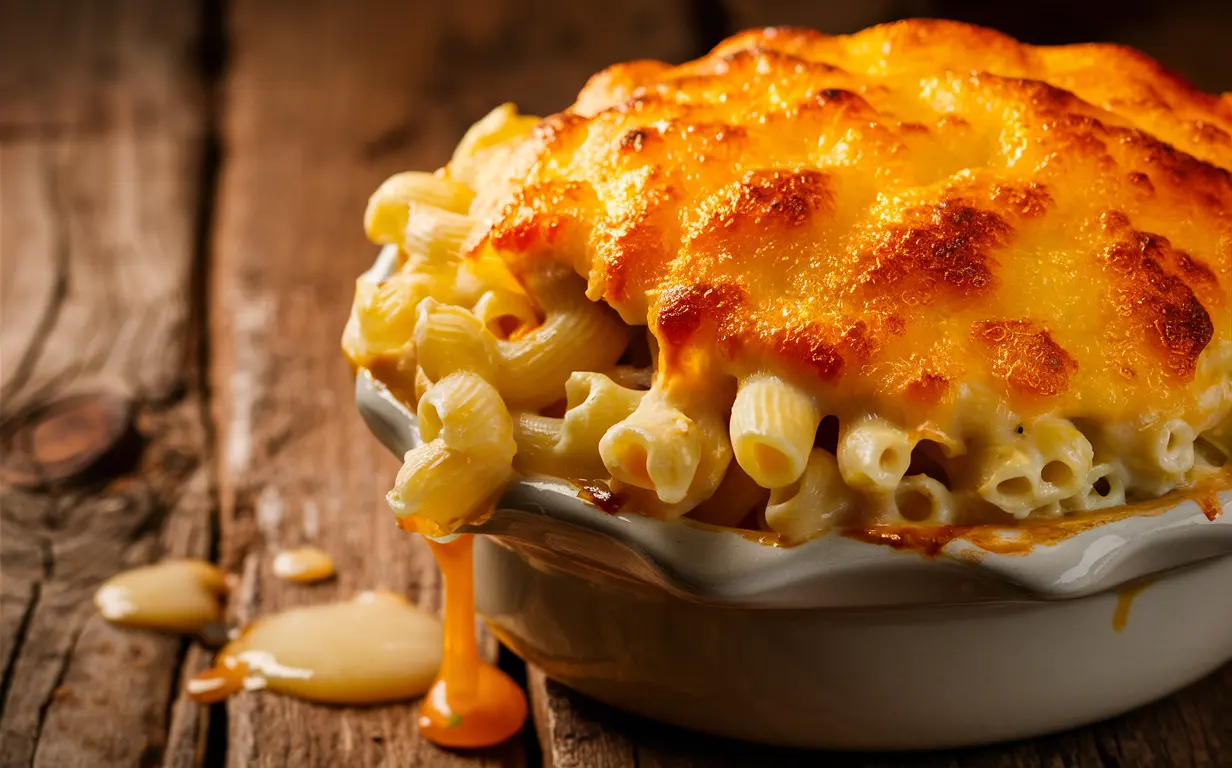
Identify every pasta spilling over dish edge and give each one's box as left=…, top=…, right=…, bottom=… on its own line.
left=343, top=19, right=1232, bottom=541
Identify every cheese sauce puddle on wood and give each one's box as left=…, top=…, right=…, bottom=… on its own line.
left=398, top=518, right=528, bottom=748
left=94, top=559, right=230, bottom=634
left=187, top=590, right=442, bottom=705
left=271, top=546, right=336, bottom=583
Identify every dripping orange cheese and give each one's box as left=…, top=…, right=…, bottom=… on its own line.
left=398, top=521, right=528, bottom=748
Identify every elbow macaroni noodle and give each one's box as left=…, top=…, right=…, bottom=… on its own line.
left=837, top=416, right=913, bottom=494
left=511, top=372, right=646, bottom=478
left=347, top=105, right=1231, bottom=542
left=386, top=371, right=517, bottom=538
left=765, top=449, right=855, bottom=541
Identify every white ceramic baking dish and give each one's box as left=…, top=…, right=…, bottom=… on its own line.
left=354, top=245, right=1232, bottom=749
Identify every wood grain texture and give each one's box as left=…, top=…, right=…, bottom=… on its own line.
left=530, top=660, right=1231, bottom=768
left=208, top=1, right=692, bottom=765
left=530, top=668, right=635, bottom=768
left=0, top=1, right=213, bottom=767
left=210, top=2, right=486, bottom=764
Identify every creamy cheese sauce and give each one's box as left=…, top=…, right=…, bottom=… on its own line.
left=187, top=590, right=442, bottom=705
left=94, top=559, right=230, bottom=635
left=97, top=542, right=527, bottom=746
left=271, top=546, right=336, bottom=583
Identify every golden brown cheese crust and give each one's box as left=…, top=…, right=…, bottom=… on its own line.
left=467, top=20, right=1232, bottom=428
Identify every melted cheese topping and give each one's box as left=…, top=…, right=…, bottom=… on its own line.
left=465, top=20, right=1232, bottom=431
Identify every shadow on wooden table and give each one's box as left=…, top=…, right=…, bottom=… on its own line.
left=535, top=661, right=1232, bottom=767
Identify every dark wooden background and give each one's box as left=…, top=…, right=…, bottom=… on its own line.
left=1, top=1, right=1229, bottom=766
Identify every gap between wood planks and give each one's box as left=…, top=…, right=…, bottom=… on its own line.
left=182, top=0, right=229, bottom=765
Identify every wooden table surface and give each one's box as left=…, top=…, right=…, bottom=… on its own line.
left=2, top=1, right=1229, bottom=766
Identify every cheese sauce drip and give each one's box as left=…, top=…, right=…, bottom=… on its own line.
left=187, top=590, right=442, bottom=705
left=1112, top=577, right=1158, bottom=633
left=398, top=520, right=528, bottom=748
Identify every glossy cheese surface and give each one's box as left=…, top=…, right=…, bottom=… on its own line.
left=465, top=20, right=1232, bottom=429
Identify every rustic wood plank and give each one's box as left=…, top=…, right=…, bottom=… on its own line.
left=210, top=0, right=698, bottom=764
left=164, top=644, right=217, bottom=768
left=0, top=1, right=215, bottom=767
left=530, top=668, right=636, bottom=768
left=528, top=661, right=1231, bottom=768
left=211, top=1, right=500, bottom=761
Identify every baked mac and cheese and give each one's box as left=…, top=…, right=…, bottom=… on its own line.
left=345, top=20, right=1232, bottom=542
